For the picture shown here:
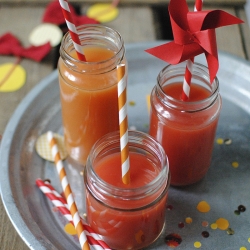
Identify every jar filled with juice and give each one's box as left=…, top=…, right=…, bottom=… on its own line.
left=149, top=62, right=222, bottom=186
left=58, top=25, right=126, bottom=165
left=84, top=130, right=170, bottom=250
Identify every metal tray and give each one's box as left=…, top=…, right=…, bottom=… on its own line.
left=1, top=42, right=250, bottom=250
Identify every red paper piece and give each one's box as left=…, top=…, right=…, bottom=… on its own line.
left=42, top=0, right=99, bottom=26
left=145, top=0, right=243, bottom=82
left=0, top=33, right=51, bottom=62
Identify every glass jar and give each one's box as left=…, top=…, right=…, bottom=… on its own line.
left=84, top=130, right=170, bottom=250
left=149, top=62, right=222, bottom=186
left=58, top=24, right=126, bottom=165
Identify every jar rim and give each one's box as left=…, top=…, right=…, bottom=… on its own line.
left=84, top=130, right=170, bottom=211
left=156, top=62, right=220, bottom=112
left=60, top=24, right=125, bottom=67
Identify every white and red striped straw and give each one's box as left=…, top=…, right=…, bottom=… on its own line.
left=47, top=131, right=90, bottom=250
left=59, top=0, right=86, bottom=61
left=36, top=178, right=111, bottom=250
left=117, top=64, right=130, bottom=185
left=181, top=0, right=203, bottom=101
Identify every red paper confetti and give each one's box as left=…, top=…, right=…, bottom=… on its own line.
left=145, top=0, right=243, bottom=83
left=42, top=0, right=99, bottom=26
left=0, top=33, right=51, bottom=62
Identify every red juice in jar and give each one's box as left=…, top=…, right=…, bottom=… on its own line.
left=84, top=131, right=170, bottom=250
left=149, top=63, right=222, bottom=186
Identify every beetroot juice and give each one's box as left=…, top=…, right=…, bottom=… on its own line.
left=84, top=131, right=170, bottom=249
left=149, top=63, right=222, bottom=186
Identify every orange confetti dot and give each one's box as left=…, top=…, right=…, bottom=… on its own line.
left=135, top=230, right=145, bottom=244
left=197, top=201, right=211, bottom=213
left=185, top=217, right=193, bottom=224
left=64, top=223, right=77, bottom=235
left=216, top=218, right=229, bottom=230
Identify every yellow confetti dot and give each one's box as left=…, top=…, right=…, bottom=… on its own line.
left=185, top=217, right=193, bottom=224
left=240, top=247, right=247, bottom=250
left=194, top=241, right=202, bottom=248
left=232, top=161, right=239, bottom=168
left=248, top=237, right=250, bottom=243
left=210, top=223, right=218, bottom=230
left=216, top=218, right=229, bottom=230
left=64, top=223, right=77, bottom=235
left=129, top=101, right=136, bottom=106
left=197, top=201, right=211, bottom=213
left=87, top=3, right=119, bottom=23
left=0, top=63, right=26, bottom=92
left=216, top=138, right=224, bottom=144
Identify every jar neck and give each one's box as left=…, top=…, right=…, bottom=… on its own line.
left=155, top=62, right=220, bottom=112
left=84, top=130, right=170, bottom=211
left=60, top=24, right=125, bottom=74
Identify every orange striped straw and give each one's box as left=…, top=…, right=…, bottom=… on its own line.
left=117, top=64, right=130, bottom=185
left=47, top=131, right=90, bottom=250
left=181, top=0, right=203, bottom=101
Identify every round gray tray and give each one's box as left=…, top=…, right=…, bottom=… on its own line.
left=1, top=42, right=250, bottom=249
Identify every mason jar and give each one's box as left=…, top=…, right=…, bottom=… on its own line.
left=84, top=130, right=170, bottom=249
left=149, top=62, right=222, bottom=186
left=58, top=24, right=126, bottom=165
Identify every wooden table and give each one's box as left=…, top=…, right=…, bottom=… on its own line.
left=0, top=1, right=250, bottom=249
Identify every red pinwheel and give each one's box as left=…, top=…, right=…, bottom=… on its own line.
left=145, top=0, right=243, bottom=82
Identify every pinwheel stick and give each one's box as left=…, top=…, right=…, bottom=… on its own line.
left=182, top=0, right=203, bottom=101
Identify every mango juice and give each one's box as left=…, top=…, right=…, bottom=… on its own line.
left=58, top=25, right=126, bottom=165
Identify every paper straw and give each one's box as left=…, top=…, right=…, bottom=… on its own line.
left=47, top=131, right=90, bottom=250
left=194, top=0, right=203, bottom=11
left=181, top=0, right=203, bottom=101
left=58, top=0, right=86, bottom=61
left=36, top=179, right=111, bottom=250
left=117, top=64, right=130, bottom=185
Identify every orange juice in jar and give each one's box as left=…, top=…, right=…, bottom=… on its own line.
left=84, top=131, right=170, bottom=249
left=149, top=63, right=222, bottom=186
left=58, top=25, right=126, bottom=165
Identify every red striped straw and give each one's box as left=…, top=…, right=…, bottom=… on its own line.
left=36, top=179, right=111, bottom=250
left=117, top=64, right=130, bottom=185
left=181, top=0, right=203, bottom=101
left=47, top=131, right=90, bottom=250
left=58, top=0, right=86, bottom=61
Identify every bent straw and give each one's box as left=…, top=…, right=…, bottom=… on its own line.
left=59, top=0, right=86, bottom=61
left=47, top=131, right=90, bottom=250
left=117, top=64, right=130, bottom=185
left=181, top=0, right=203, bottom=101
left=36, top=178, right=111, bottom=250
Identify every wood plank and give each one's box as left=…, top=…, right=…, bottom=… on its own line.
left=0, top=0, right=246, bottom=7
left=93, top=6, right=156, bottom=43
left=215, top=8, right=246, bottom=59
left=239, top=9, right=250, bottom=60
left=0, top=5, right=54, bottom=134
